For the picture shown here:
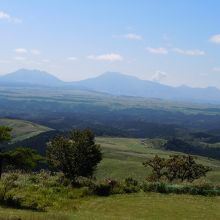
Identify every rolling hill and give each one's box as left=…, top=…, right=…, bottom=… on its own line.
left=0, top=118, right=52, bottom=142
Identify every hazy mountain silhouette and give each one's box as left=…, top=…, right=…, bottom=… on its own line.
left=1, top=69, right=220, bottom=103
left=0, top=69, right=63, bottom=87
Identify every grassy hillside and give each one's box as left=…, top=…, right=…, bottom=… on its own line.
left=95, top=137, right=220, bottom=183
left=0, top=118, right=52, bottom=142
left=0, top=193, right=219, bottom=220
left=0, top=133, right=220, bottom=220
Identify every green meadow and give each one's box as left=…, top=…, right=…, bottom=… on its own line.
left=96, top=137, right=220, bottom=183
left=1, top=193, right=219, bottom=220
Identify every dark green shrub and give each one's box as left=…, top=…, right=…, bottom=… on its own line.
left=92, top=183, right=112, bottom=196
left=122, top=177, right=140, bottom=193
left=123, top=185, right=140, bottom=193
left=3, top=194, right=22, bottom=208
left=156, top=182, right=168, bottom=193
left=124, top=177, right=138, bottom=186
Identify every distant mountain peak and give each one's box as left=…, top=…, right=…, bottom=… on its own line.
left=1, top=69, right=220, bottom=103
left=0, top=69, right=62, bottom=86
left=97, top=71, right=139, bottom=80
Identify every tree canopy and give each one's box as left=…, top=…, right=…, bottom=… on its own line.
left=0, top=126, right=42, bottom=178
left=143, top=154, right=211, bottom=182
left=47, top=129, right=102, bottom=182
left=0, top=126, right=12, bottom=143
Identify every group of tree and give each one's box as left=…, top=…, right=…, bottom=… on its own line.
left=0, top=126, right=102, bottom=182
left=0, top=126, right=42, bottom=178
left=163, top=138, right=220, bottom=160
left=143, top=155, right=211, bottom=182
left=1, top=125, right=212, bottom=184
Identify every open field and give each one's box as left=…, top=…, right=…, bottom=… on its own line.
left=0, top=193, right=220, bottom=220
left=96, top=137, right=220, bottom=183
left=0, top=118, right=52, bottom=142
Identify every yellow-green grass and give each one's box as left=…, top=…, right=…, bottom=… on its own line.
left=0, top=118, right=52, bottom=142
left=1, top=193, right=220, bottom=220
left=95, top=137, right=220, bottom=183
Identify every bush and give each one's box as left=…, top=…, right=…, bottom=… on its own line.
left=73, top=176, right=95, bottom=188
left=0, top=172, right=19, bottom=201
left=3, top=192, right=49, bottom=211
left=90, top=178, right=141, bottom=196
left=122, top=177, right=140, bottom=193
left=142, top=182, right=168, bottom=193
left=92, top=182, right=112, bottom=196
left=141, top=181, right=220, bottom=196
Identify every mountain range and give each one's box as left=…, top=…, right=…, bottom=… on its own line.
left=1, top=69, right=220, bottom=103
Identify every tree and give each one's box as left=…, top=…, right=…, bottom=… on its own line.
left=0, top=147, right=42, bottom=177
left=0, top=126, right=42, bottom=178
left=0, top=126, right=12, bottom=178
left=47, top=129, right=102, bottom=182
left=143, top=155, right=166, bottom=181
left=143, top=154, right=211, bottom=182
left=0, top=126, right=12, bottom=143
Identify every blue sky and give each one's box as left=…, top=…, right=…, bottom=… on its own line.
left=1, top=0, right=220, bottom=88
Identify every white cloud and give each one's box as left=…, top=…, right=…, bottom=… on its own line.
left=15, top=48, right=28, bottom=54
left=87, top=53, right=123, bottom=62
left=0, top=11, right=10, bottom=20
left=123, top=33, right=143, bottom=40
left=113, top=33, right=143, bottom=41
left=146, top=47, right=205, bottom=56
left=30, top=49, right=41, bottom=55
left=146, top=47, right=168, bottom=55
left=209, top=34, right=220, bottom=44
left=67, top=56, right=78, bottom=61
left=15, top=48, right=41, bottom=55
left=14, top=56, right=26, bottom=61
left=0, top=11, right=22, bottom=23
left=172, top=48, right=205, bottom=56
left=213, top=67, right=220, bottom=72
left=151, top=71, right=167, bottom=82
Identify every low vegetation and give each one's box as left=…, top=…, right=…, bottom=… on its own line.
left=0, top=125, right=220, bottom=220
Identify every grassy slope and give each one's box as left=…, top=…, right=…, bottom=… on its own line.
left=0, top=193, right=219, bottom=220
left=95, top=137, right=220, bottom=183
left=0, top=136, right=220, bottom=219
left=0, top=118, right=52, bottom=142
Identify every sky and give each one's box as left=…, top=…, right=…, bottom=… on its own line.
left=0, top=0, right=220, bottom=88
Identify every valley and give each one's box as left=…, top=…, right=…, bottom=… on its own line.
left=1, top=70, right=220, bottom=220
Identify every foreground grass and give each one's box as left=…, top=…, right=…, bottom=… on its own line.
left=1, top=193, right=220, bottom=220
